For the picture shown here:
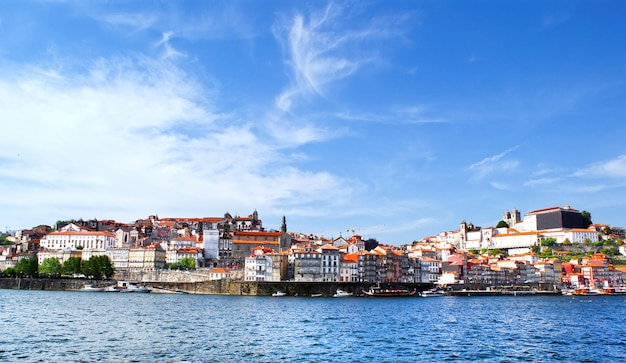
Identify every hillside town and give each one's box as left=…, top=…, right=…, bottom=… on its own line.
left=1, top=206, right=626, bottom=292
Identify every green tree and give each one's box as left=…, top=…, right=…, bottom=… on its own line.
left=81, top=255, right=114, bottom=279
left=97, top=255, right=115, bottom=279
left=583, top=238, right=592, bottom=246
left=488, top=249, right=504, bottom=256
left=15, top=257, right=38, bottom=277
left=2, top=267, right=16, bottom=277
left=581, top=210, right=592, bottom=228
left=179, top=257, right=196, bottom=270
left=563, top=238, right=572, bottom=246
left=80, top=258, right=97, bottom=279
left=496, top=220, right=509, bottom=228
left=62, top=257, right=82, bottom=276
left=539, top=248, right=553, bottom=258
left=541, top=238, right=557, bottom=247
left=39, top=257, right=61, bottom=277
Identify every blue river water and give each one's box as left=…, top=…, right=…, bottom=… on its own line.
left=1, top=289, right=625, bottom=362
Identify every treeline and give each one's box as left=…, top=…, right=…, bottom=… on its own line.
left=1, top=255, right=114, bottom=280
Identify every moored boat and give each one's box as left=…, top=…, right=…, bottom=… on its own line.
left=122, top=284, right=151, bottom=293
left=272, top=291, right=286, bottom=297
left=420, top=288, right=445, bottom=297
left=362, top=284, right=416, bottom=297
left=80, top=284, right=104, bottom=292
left=333, top=289, right=353, bottom=297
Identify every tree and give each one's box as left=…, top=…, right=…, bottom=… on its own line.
left=541, top=238, right=557, bottom=247
left=39, top=257, right=61, bottom=278
left=80, top=258, right=97, bottom=279
left=581, top=210, right=592, bottom=228
left=62, top=257, right=82, bottom=276
left=2, top=267, right=16, bottom=277
left=583, top=238, right=592, bottom=246
left=539, top=249, right=553, bottom=258
left=496, top=220, right=509, bottom=228
left=97, top=255, right=115, bottom=279
left=15, top=257, right=38, bottom=277
left=563, top=238, right=572, bottom=246
left=179, top=257, right=196, bottom=270
left=81, top=255, right=114, bottom=279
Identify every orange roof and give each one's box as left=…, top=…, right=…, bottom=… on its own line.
left=342, top=253, right=359, bottom=263
left=210, top=268, right=230, bottom=274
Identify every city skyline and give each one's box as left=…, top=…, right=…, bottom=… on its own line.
left=1, top=1, right=625, bottom=244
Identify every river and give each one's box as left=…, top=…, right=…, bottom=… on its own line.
left=1, top=290, right=624, bottom=362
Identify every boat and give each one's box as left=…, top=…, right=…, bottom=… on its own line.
left=333, top=289, right=353, bottom=297
left=362, top=284, right=416, bottom=297
left=104, top=285, right=120, bottom=292
left=122, top=284, right=151, bottom=293
left=80, top=284, right=104, bottom=292
left=420, top=288, right=445, bottom=297
left=150, top=286, right=183, bottom=294
left=310, top=293, right=323, bottom=298
left=272, top=291, right=286, bottom=297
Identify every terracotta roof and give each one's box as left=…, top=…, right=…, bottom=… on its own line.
left=210, top=268, right=230, bottom=274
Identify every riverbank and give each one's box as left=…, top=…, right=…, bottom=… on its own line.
left=0, top=277, right=434, bottom=296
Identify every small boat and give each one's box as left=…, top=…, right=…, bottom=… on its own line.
left=80, top=284, right=104, bottom=292
left=122, top=284, right=151, bottom=293
left=104, top=285, right=120, bottom=292
left=420, top=288, right=444, bottom=297
left=272, top=291, right=286, bottom=297
left=310, top=293, right=323, bottom=298
left=362, top=284, right=416, bottom=297
left=150, top=287, right=183, bottom=294
left=333, top=289, right=353, bottom=297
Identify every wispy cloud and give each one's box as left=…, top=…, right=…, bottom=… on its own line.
left=524, top=177, right=560, bottom=187
left=573, top=155, right=626, bottom=179
left=156, top=31, right=186, bottom=59
left=103, top=12, right=158, bottom=30
left=334, top=105, right=448, bottom=125
left=467, top=146, right=520, bottom=179
left=273, top=3, right=403, bottom=113
left=490, top=181, right=511, bottom=190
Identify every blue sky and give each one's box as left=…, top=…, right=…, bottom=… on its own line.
left=1, top=1, right=625, bottom=244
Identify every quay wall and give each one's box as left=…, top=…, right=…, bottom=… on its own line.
left=0, top=277, right=112, bottom=291
left=0, top=276, right=433, bottom=296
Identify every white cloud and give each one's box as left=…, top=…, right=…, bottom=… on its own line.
left=574, top=155, right=626, bottom=179
left=467, top=146, right=520, bottom=179
left=273, top=4, right=390, bottom=113
left=156, top=31, right=186, bottom=59
left=0, top=56, right=351, bottom=229
left=104, top=12, right=158, bottom=30
left=490, top=181, right=510, bottom=190
left=524, top=177, right=559, bottom=187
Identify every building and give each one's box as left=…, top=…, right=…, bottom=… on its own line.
left=128, top=243, right=166, bottom=271
left=40, top=223, right=116, bottom=251
left=522, top=205, right=585, bottom=231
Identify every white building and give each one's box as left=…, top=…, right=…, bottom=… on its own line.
left=40, top=230, right=116, bottom=251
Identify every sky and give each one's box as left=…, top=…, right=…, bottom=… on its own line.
left=1, top=1, right=626, bottom=245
